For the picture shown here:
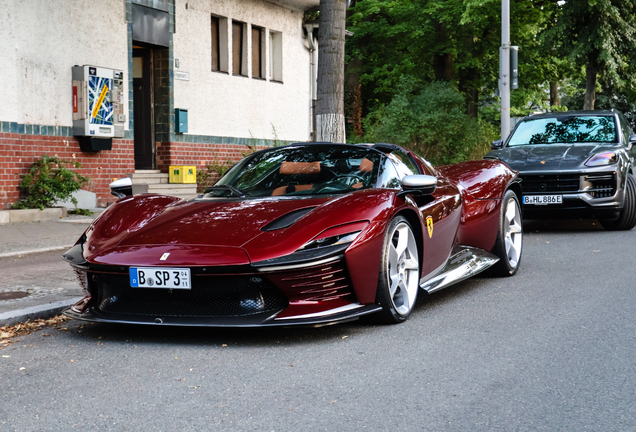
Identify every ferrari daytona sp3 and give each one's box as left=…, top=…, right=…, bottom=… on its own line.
left=63, top=142, right=523, bottom=327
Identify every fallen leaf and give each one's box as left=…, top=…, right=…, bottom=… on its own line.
left=70, top=359, right=74, bottom=363
left=342, top=336, right=348, bottom=339
left=2, top=355, right=10, bottom=358
left=41, top=334, right=50, bottom=337
left=19, top=367, right=25, bottom=370
left=221, top=344, right=227, bottom=347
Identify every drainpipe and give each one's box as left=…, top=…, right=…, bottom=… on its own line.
left=304, top=23, right=318, bottom=141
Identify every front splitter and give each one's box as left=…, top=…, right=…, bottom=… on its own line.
left=63, top=304, right=382, bottom=328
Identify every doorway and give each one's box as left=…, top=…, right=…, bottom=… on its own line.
left=132, top=47, right=155, bottom=170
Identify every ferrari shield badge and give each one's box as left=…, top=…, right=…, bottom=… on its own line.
left=426, top=216, right=434, bottom=238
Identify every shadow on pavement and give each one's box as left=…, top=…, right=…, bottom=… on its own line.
left=523, top=217, right=604, bottom=232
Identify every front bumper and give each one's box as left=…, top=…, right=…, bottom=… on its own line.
left=63, top=242, right=381, bottom=328
left=520, top=168, right=626, bottom=219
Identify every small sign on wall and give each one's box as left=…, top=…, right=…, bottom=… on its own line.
left=175, top=71, right=190, bottom=81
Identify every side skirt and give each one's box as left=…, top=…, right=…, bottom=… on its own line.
left=420, top=245, right=499, bottom=294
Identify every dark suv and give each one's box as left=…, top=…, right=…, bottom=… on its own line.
left=485, top=110, right=636, bottom=230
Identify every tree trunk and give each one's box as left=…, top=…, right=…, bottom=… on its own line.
left=583, top=64, right=597, bottom=110
left=316, top=0, right=347, bottom=143
left=433, top=23, right=453, bottom=81
left=549, top=81, right=560, bottom=106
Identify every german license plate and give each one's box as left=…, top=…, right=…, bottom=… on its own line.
left=523, top=195, right=563, bottom=205
left=129, top=267, right=191, bottom=289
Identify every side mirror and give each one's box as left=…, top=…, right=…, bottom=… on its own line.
left=401, top=175, right=437, bottom=196
left=491, top=139, right=504, bottom=150
left=110, top=177, right=133, bottom=199
left=629, top=134, right=636, bottom=144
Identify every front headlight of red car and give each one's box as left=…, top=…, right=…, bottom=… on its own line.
left=297, top=221, right=369, bottom=252
left=585, top=151, right=618, bottom=167
left=298, top=231, right=361, bottom=251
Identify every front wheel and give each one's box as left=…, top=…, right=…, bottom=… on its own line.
left=491, top=190, right=523, bottom=276
left=375, top=216, right=420, bottom=324
left=599, top=175, right=636, bottom=231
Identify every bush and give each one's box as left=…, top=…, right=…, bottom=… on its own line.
left=12, top=154, right=89, bottom=210
left=366, top=79, right=494, bottom=165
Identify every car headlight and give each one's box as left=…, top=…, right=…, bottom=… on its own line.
left=298, top=231, right=361, bottom=251
left=585, top=152, right=618, bottom=167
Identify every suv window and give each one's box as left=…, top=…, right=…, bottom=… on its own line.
left=508, top=116, right=618, bottom=145
left=618, top=113, right=634, bottom=145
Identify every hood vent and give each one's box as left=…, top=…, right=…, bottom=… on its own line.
left=261, top=207, right=317, bottom=232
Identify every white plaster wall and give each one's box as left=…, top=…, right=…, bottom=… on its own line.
left=173, top=0, right=313, bottom=142
left=0, top=0, right=129, bottom=127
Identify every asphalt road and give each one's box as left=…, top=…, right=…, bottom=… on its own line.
left=0, top=251, right=82, bottom=314
left=2, top=219, right=635, bottom=431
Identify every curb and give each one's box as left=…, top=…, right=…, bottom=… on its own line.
left=0, top=245, right=73, bottom=259
left=0, top=297, right=83, bottom=327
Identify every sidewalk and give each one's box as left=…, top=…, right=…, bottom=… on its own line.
left=0, top=213, right=100, bottom=326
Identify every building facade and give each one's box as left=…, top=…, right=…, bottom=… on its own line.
left=0, top=0, right=319, bottom=208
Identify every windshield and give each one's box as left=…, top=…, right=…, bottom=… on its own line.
left=205, top=145, right=382, bottom=198
left=508, top=116, right=617, bottom=146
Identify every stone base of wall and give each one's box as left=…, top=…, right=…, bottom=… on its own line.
left=0, top=207, right=68, bottom=224
left=0, top=132, right=134, bottom=209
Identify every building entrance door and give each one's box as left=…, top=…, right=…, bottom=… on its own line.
left=132, top=47, right=155, bottom=170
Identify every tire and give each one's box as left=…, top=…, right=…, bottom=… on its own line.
left=599, top=175, right=636, bottom=231
left=375, top=216, right=420, bottom=324
left=491, top=190, right=523, bottom=276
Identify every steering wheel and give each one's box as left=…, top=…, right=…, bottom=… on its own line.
left=332, top=174, right=365, bottom=185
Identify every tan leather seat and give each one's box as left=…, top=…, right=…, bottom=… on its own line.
left=359, top=158, right=373, bottom=172
left=271, top=184, right=314, bottom=196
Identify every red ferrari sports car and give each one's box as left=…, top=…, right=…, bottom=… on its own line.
left=63, top=142, right=523, bottom=327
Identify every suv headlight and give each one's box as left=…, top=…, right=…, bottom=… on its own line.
left=585, top=152, right=618, bottom=167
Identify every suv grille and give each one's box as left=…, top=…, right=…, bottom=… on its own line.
left=520, top=174, right=580, bottom=193
left=92, top=273, right=288, bottom=317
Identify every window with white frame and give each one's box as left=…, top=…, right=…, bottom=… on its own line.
left=232, top=20, right=248, bottom=76
left=211, top=15, right=229, bottom=73
left=251, top=25, right=266, bottom=79
left=269, top=30, right=283, bottom=82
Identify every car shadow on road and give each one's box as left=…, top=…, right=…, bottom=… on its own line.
left=64, top=309, right=399, bottom=348
left=524, top=218, right=604, bottom=232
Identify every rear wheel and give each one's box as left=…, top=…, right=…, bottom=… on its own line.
left=599, top=175, right=636, bottom=231
left=375, top=216, right=420, bottom=324
left=491, top=190, right=523, bottom=276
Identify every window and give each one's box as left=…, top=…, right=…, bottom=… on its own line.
left=269, top=30, right=282, bottom=82
left=509, top=116, right=617, bottom=146
left=211, top=15, right=228, bottom=73
left=252, top=25, right=265, bottom=79
left=389, top=150, right=422, bottom=178
left=232, top=21, right=247, bottom=76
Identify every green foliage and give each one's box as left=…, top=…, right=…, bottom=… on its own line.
left=366, top=80, right=492, bottom=165
left=68, top=208, right=93, bottom=216
left=196, top=151, right=235, bottom=193
left=12, top=154, right=89, bottom=210
left=541, top=0, right=636, bottom=90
